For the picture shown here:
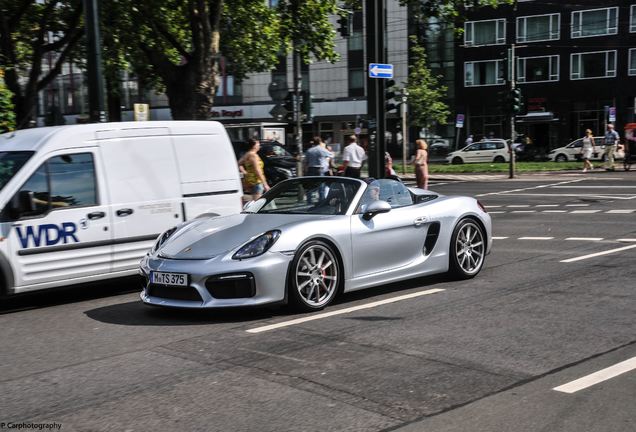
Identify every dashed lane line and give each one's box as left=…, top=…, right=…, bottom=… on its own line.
left=560, top=244, right=636, bottom=263
left=570, top=209, right=601, bottom=214
left=553, top=357, right=636, bottom=394
left=519, top=236, right=554, bottom=240
left=246, top=288, right=445, bottom=334
left=565, top=204, right=590, bottom=207
left=565, top=237, right=604, bottom=241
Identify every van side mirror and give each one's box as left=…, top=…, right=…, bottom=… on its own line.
left=362, top=200, right=391, bottom=220
left=8, top=190, right=36, bottom=219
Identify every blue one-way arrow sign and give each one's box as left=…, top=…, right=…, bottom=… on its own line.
left=368, top=63, right=393, bottom=79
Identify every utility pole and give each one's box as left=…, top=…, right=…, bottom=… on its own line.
left=365, top=0, right=387, bottom=178
left=83, top=0, right=106, bottom=122
left=508, top=44, right=516, bottom=179
left=293, top=46, right=303, bottom=176
left=401, top=88, right=409, bottom=175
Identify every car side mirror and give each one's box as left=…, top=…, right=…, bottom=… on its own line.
left=362, top=200, right=391, bottom=220
left=7, top=190, right=35, bottom=219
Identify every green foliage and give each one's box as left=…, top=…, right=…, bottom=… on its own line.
left=0, top=71, right=16, bottom=133
left=406, top=39, right=450, bottom=129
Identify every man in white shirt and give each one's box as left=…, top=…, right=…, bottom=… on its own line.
left=342, top=135, right=367, bottom=178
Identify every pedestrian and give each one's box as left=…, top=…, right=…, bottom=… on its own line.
left=304, top=136, right=334, bottom=176
left=238, top=138, right=269, bottom=200
left=385, top=152, right=396, bottom=177
left=603, top=123, right=620, bottom=171
left=465, top=134, right=473, bottom=147
left=342, top=135, right=367, bottom=178
left=580, top=129, right=596, bottom=173
left=412, top=138, right=429, bottom=189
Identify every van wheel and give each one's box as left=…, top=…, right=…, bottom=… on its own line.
left=288, top=240, right=340, bottom=312
left=493, top=156, right=505, bottom=163
left=555, top=154, right=568, bottom=162
left=452, top=157, right=463, bottom=165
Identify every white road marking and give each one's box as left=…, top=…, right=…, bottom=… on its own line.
left=492, top=236, right=509, bottom=240
left=246, top=288, right=445, bottom=334
left=484, top=205, right=502, bottom=208
left=565, top=237, right=604, bottom=241
left=570, top=209, right=601, bottom=214
left=489, top=211, right=506, bottom=214
left=503, top=193, right=636, bottom=200
left=617, top=238, right=636, bottom=242
left=565, top=204, right=590, bottom=207
left=554, top=185, right=636, bottom=189
left=553, top=357, right=636, bottom=394
left=512, top=210, right=536, bottom=213
left=476, top=179, right=583, bottom=197
left=560, top=244, right=636, bottom=263
left=606, top=209, right=636, bottom=214
left=507, top=205, right=531, bottom=208
left=519, top=237, right=554, bottom=240
left=542, top=210, right=567, bottom=213
left=536, top=204, right=559, bottom=207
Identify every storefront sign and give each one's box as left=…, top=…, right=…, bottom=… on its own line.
left=527, top=97, right=547, bottom=112
left=211, top=109, right=244, bottom=118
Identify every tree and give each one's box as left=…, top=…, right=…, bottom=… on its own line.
left=0, top=0, right=84, bottom=128
left=405, top=39, right=450, bottom=130
left=0, top=68, right=16, bottom=132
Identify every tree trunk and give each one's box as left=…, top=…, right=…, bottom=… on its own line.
left=164, top=65, right=217, bottom=120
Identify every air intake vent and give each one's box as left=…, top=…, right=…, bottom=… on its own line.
left=423, top=222, right=441, bottom=255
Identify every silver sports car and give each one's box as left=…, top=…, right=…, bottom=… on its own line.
left=140, top=177, right=492, bottom=311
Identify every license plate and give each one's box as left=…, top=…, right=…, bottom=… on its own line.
left=151, top=271, right=188, bottom=286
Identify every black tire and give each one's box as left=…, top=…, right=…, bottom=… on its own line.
left=493, top=155, right=505, bottom=163
left=448, top=218, right=486, bottom=280
left=555, top=154, right=568, bottom=162
left=452, top=157, right=463, bottom=165
left=288, top=240, right=341, bottom=311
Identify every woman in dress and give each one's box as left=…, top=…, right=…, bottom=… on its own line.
left=581, top=129, right=596, bottom=173
left=413, top=139, right=429, bottom=189
left=238, top=139, right=270, bottom=200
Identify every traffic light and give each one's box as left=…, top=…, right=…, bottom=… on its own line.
left=337, top=14, right=351, bottom=37
left=385, top=79, right=398, bottom=113
left=300, top=90, right=312, bottom=122
left=511, top=87, right=523, bottom=114
left=283, top=92, right=294, bottom=122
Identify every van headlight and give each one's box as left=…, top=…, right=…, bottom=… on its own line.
left=232, top=230, right=280, bottom=260
left=152, top=227, right=177, bottom=254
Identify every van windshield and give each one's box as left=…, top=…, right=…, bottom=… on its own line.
left=0, top=151, right=34, bottom=191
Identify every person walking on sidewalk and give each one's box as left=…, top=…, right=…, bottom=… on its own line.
left=342, top=135, right=367, bottom=178
left=304, top=136, right=333, bottom=176
left=238, top=139, right=269, bottom=200
left=413, top=139, right=429, bottom=189
left=580, top=129, right=596, bottom=173
left=603, top=124, right=620, bottom=171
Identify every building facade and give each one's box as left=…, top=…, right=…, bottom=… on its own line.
left=456, top=0, right=636, bottom=153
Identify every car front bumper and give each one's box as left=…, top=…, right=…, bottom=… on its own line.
left=139, top=251, right=293, bottom=308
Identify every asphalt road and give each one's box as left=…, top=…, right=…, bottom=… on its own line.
left=1, top=170, right=635, bottom=432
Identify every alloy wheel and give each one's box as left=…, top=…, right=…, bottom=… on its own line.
left=294, top=244, right=339, bottom=308
left=454, top=221, right=485, bottom=275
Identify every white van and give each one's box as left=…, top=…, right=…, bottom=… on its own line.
left=0, top=121, right=242, bottom=295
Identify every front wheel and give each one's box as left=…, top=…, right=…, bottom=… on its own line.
left=452, top=157, right=463, bottom=165
left=288, top=240, right=340, bottom=311
left=448, top=218, right=486, bottom=280
left=493, top=155, right=505, bottom=163
left=555, top=154, right=568, bottom=162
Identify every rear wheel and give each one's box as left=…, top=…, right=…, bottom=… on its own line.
left=288, top=240, right=340, bottom=311
left=452, top=157, right=463, bottom=165
left=493, top=155, right=505, bottom=163
left=555, top=154, right=568, bottom=162
left=448, top=218, right=486, bottom=280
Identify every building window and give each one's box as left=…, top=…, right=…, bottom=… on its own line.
left=570, top=51, right=616, bottom=80
left=464, top=19, right=506, bottom=47
left=631, top=5, right=636, bottom=32
left=629, top=49, right=636, bottom=75
left=348, top=69, right=364, bottom=96
left=464, top=60, right=505, bottom=87
left=517, top=55, right=559, bottom=83
left=517, top=13, right=560, bottom=43
left=571, top=7, right=618, bottom=38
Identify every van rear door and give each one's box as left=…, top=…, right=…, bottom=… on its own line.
left=98, top=128, right=182, bottom=273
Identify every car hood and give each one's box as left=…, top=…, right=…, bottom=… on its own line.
left=157, top=213, right=325, bottom=260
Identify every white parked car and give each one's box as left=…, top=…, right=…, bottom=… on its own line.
left=549, top=137, right=624, bottom=162
left=446, top=140, right=510, bottom=164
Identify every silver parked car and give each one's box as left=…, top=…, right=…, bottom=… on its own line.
left=140, top=177, right=492, bottom=311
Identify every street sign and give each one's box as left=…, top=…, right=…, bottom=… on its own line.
left=455, top=114, right=464, bottom=129
left=368, top=63, right=394, bottom=79
left=133, top=103, right=149, bottom=121
left=609, top=106, right=616, bottom=122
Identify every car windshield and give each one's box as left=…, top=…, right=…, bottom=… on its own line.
left=0, top=151, right=34, bottom=191
left=244, top=178, right=361, bottom=215
left=261, top=144, right=291, bottom=158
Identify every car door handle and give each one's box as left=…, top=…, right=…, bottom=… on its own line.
left=87, top=211, right=106, bottom=220
left=116, top=208, right=134, bottom=217
left=413, top=216, right=428, bottom=226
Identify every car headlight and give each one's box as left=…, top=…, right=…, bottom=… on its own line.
left=151, top=227, right=177, bottom=254
left=232, top=230, right=281, bottom=260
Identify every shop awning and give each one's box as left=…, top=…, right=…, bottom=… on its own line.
left=515, top=112, right=559, bottom=123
